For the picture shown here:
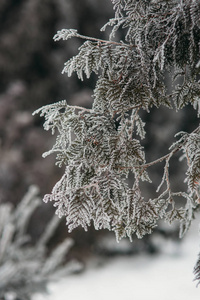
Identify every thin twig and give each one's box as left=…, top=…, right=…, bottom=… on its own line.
left=112, top=104, right=142, bottom=119
left=76, top=33, right=131, bottom=47
left=128, top=107, right=140, bottom=140
left=70, top=105, right=92, bottom=112
left=115, top=124, right=200, bottom=171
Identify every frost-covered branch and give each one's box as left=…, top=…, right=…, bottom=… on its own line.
left=34, top=0, right=200, bottom=285
left=54, top=28, right=130, bottom=47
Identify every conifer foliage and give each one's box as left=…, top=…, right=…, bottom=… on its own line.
left=34, top=0, right=200, bottom=283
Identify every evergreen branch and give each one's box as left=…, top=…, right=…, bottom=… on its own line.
left=114, top=125, right=200, bottom=175
left=70, top=105, right=92, bottom=112
left=35, top=1, right=200, bottom=281
left=74, top=33, right=130, bottom=47
left=112, top=104, right=142, bottom=119
left=54, top=28, right=131, bottom=47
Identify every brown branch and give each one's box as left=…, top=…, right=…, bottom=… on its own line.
left=69, top=105, right=92, bottom=112
left=112, top=104, right=142, bottom=119
left=115, top=124, right=200, bottom=171
left=76, top=33, right=132, bottom=47
left=143, top=124, right=200, bottom=169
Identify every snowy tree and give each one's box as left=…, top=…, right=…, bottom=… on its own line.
left=34, top=0, right=200, bottom=284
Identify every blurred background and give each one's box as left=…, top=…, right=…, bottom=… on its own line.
left=0, top=0, right=199, bottom=290
left=0, top=0, right=115, bottom=261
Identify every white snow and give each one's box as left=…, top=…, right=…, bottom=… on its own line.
left=33, top=219, right=200, bottom=300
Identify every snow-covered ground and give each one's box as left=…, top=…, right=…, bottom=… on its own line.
left=33, top=220, right=200, bottom=300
